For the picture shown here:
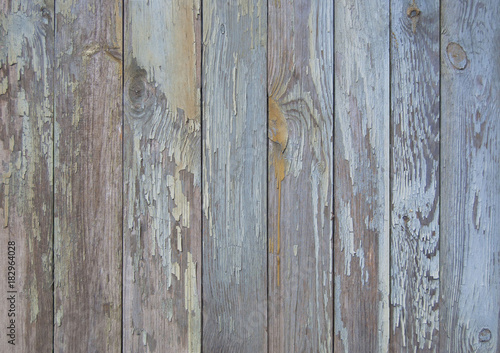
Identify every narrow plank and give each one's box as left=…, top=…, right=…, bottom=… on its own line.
left=440, top=0, right=500, bottom=351
left=267, top=0, right=333, bottom=351
left=202, top=0, right=267, bottom=351
left=54, top=0, right=122, bottom=351
left=389, top=0, right=440, bottom=351
left=123, top=1, right=202, bottom=352
left=0, top=1, right=53, bottom=351
left=333, top=0, right=390, bottom=351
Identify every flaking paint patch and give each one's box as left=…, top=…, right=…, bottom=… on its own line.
left=338, top=200, right=355, bottom=275
left=172, top=262, right=181, bottom=280
left=177, top=225, right=182, bottom=251
left=335, top=275, right=349, bottom=352
left=56, top=307, right=63, bottom=327
left=184, top=252, right=201, bottom=353
left=29, top=275, right=39, bottom=323
left=2, top=169, right=11, bottom=228
left=0, top=76, right=8, bottom=95
left=166, top=174, right=190, bottom=228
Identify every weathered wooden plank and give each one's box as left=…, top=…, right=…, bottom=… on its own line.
left=267, top=0, right=333, bottom=352
left=202, top=0, right=267, bottom=351
left=333, top=0, right=390, bottom=351
left=389, top=0, right=440, bottom=351
left=440, top=0, right=500, bottom=351
left=123, top=1, right=202, bottom=352
left=54, top=0, right=122, bottom=351
left=0, top=1, right=53, bottom=351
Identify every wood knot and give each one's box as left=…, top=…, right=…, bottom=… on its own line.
left=406, top=5, right=420, bottom=18
left=446, top=42, right=468, bottom=70
left=407, top=4, right=421, bottom=33
left=41, top=7, right=51, bottom=19
left=478, top=328, right=491, bottom=342
left=125, top=72, right=156, bottom=121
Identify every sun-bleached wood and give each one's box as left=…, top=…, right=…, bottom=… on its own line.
left=54, top=0, right=123, bottom=351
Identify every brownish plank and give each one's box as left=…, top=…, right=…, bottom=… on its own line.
left=267, top=0, right=333, bottom=352
left=122, top=0, right=202, bottom=352
left=440, top=0, right=500, bottom=351
left=389, top=0, right=440, bottom=351
left=333, top=0, right=390, bottom=351
left=0, top=1, right=54, bottom=351
left=202, top=0, right=268, bottom=351
left=54, top=0, right=123, bottom=351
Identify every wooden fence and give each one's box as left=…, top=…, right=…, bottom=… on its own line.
left=0, top=0, right=499, bottom=352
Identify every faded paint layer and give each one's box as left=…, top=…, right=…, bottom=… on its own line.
left=202, top=0, right=268, bottom=351
left=0, top=1, right=54, bottom=351
left=123, top=0, right=202, bottom=352
left=268, top=1, right=333, bottom=352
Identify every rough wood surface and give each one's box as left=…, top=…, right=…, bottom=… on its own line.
left=389, top=0, right=440, bottom=351
left=53, top=0, right=122, bottom=351
left=122, top=0, right=202, bottom=352
left=0, top=1, right=54, bottom=351
left=267, top=0, right=333, bottom=352
left=333, top=0, right=390, bottom=351
left=201, top=0, right=267, bottom=351
left=440, top=0, right=500, bottom=351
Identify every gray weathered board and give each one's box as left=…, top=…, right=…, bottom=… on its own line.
left=0, top=0, right=498, bottom=352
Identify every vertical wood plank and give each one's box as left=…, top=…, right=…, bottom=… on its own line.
left=0, top=1, right=53, bottom=351
left=333, top=0, right=390, bottom=351
left=54, top=0, right=122, bottom=351
left=202, top=0, right=267, bottom=351
left=389, top=0, right=440, bottom=351
left=267, top=0, right=333, bottom=352
left=123, top=1, right=202, bottom=352
left=441, top=0, right=500, bottom=351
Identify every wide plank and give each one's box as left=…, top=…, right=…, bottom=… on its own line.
left=333, top=0, right=390, bottom=351
left=440, top=0, right=500, bottom=351
left=123, top=0, right=202, bottom=351
left=0, top=1, right=54, bottom=351
left=389, top=0, right=440, bottom=351
left=54, top=0, right=123, bottom=351
left=267, top=0, right=333, bottom=352
left=202, top=0, right=268, bottom=351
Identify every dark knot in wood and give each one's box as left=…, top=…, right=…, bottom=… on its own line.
left=406, top=5, right=421, bottom=18
left=125, top=73, right=156, bottom=120
left=478, top=328, right=492, bottom=342
left=407, top=4, right=421, bottom=33
left=446, top=42, right=468, bottom=70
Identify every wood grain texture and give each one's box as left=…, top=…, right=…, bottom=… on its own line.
left=123, top=1, right=202, bottom=352
left=0, top=1, right=53, bottom=351
left=390, top=0, right=440, bottom=351
left=54, top=0, right=122, bottom=351
left=267, top=0, right=333, bottom=352
left=333, top=0, right=390, bottom=351
left=440, top=0, right=500, bottom=351
left=202, top=0, right=267, bottom=351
